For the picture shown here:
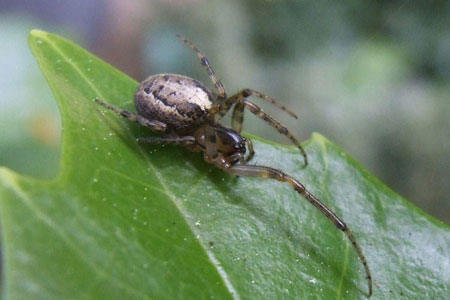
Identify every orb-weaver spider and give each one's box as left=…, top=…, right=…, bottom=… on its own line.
left=95, top=34, right=372, bottom=296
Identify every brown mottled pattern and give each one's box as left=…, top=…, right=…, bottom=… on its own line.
left=135, top=74, right=213, bottom=132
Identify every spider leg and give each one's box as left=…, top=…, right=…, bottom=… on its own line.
left=218, top=89, right=298, bottom=120
left=177, top=34, right=226, bottom=99
left=228, top=152, right=246, bottom=165
left=204, top=124, right=219, bottom=161
left=95, top=98, right=167, bottom=132
left=224, top=164, right=372, bottom=296
left=138, top=136, right=196, bottom=146
left=245, top=138, right=255, bottom=162
left=231, top=102, right=246, bottom=133
left=233, top=98, right=308, bottom=166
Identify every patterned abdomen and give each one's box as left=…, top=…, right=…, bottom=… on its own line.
left=135, top=74, right=214, bottom=133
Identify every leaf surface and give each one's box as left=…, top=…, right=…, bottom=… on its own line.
left=0, top=30, right=449, bottom=299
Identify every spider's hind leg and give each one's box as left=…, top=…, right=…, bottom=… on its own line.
left=95, top=98, right=167, bottom=132
left=138, top=136, right=196, bottom=146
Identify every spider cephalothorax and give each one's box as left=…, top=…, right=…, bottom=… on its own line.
left=95, top=34, right=372, bottom=296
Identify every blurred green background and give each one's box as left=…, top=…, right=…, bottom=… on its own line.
left=0, top=0, right=449, bottom=222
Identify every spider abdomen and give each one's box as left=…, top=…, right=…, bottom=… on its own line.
left=135, top=74, right=214, bottom=133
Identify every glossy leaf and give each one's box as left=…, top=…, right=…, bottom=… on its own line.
left=0, top=30, right=449, bottom=299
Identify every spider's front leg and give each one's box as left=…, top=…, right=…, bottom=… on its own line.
left=244, top=138, right=255, bottom=162
left=202, top=123, right=220, bottom=162
left=241, top=99, right=307, bottom=166
left=219, top=88, right=298, bottom=120
left=223, top=164, right=373, bottom=296
left=208, top=89, right=308, bottom=166
left=218, top=94, right=308, bottom=166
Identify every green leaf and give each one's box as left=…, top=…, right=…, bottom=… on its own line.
left=1, top=29, right=449, bottom=299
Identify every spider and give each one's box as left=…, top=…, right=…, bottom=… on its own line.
left=95, top=34, right=372, bottom=296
